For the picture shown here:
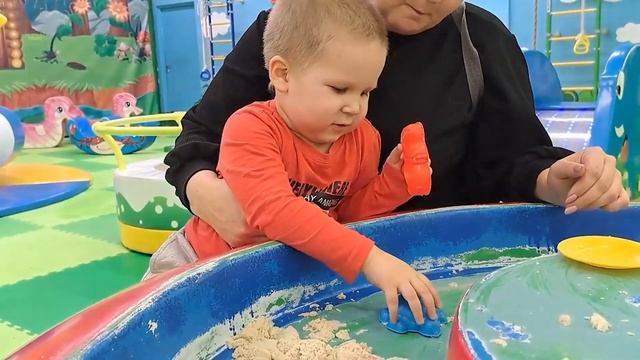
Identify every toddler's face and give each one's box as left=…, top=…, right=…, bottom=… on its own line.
left=278, top=34, right=387, bottom=152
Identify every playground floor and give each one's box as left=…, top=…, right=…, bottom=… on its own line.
left=0, top=137, right=175, bottom=358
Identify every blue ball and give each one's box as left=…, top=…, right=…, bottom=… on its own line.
left=0, top=106, right=24, bottom=166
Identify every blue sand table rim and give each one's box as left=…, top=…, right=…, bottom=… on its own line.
left=8, top=203, right=640, bottom=359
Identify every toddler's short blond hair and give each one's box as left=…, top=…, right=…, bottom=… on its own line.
left=263, top=0, right=388, bottom=70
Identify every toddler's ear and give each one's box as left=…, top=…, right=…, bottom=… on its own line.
left=268, top=55, right=290, bottom=93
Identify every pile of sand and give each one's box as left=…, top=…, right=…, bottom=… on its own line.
left=227, top=316, right=406, bottom=360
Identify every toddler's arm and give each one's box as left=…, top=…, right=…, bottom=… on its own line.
left=336, top=151, right=412, bottom=223
left=336, top=122, right=413, bottom=222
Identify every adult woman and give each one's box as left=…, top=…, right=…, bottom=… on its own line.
left=165, top=0, right=628, bottom=246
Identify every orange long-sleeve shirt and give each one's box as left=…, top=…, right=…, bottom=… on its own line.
left=185, top=100, right=412, bottom=283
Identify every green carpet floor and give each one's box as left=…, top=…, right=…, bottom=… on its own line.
left=0, top=137, right=176, bottom=358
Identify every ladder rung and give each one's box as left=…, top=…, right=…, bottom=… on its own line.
left=208, top=0, right=244, bottom=8
left=211, top=39, right=232, bottom=44
left=212, top=55, right=226, bottom=61
left=552, top=60, right=595, bottom=67
left=550, top=8, right=596, bottom=16
left=562, top=86, right=595, bottom=92
left=211, top=22, right=230, bottom=26
left=208, top=0, right=243, bottom=6
left=550, top=35, right=596, bottom=41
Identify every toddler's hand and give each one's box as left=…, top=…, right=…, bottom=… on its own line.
left=385, top=143, right=404, bottom=169
left=361, top=246, right=442, bottom=325
left=385, top=143, right=432, bottom=173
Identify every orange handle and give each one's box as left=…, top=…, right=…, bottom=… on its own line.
left=400, top=122, right=431, bottom=196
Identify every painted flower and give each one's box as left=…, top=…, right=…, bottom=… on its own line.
left=136, top=31, right=149, bottom=44
left=72, top=0, right=91, bottom=15
left=108, top=0, right=129, bottom=23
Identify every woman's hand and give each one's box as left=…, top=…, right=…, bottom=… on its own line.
left=535, top=147, right=629, bottom=214
left=186, top=170, right=269, bottom=247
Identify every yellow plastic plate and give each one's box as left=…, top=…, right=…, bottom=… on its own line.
left=558, top=235, right=640, bottom=269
